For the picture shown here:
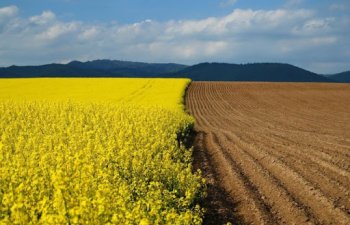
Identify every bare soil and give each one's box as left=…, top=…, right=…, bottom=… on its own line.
left=186, top=82, right=350, bottom=225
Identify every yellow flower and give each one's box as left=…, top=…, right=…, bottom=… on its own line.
left=0, top=78, right=203, bottom=224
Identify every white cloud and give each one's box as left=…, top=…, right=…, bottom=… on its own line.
left=78, top=26, right=99, bottom=40
left=0, top=5, right=18, bottom=18
left=153, top=41, right=229, bottom=59
left=303, top=18, right=333, bottom=30
left=36, top=22, right=79, bottom=40
left=0, top=5, right=349, bottom=73
left=29, top=11, right=55, bottom=25
left=330, top=4, right=346, bottom=11
left=292, top=17, right=336, bottom=35
left=164, top=9, right=313, bottom=37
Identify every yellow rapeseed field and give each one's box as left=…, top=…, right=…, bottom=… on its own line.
left=0, top=78, right=203, bottom=224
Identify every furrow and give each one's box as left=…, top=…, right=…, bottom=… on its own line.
left=205, top=132, right=274, bottom=225
left=224, top=132, right=350, bottom=225
left=215, top=132, right=316, bottom=225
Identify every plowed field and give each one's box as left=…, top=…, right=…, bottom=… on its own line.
left=186, top=82, right=350, bottom=225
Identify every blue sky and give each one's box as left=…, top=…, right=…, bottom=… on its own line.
left=0, top=0, right=349, bottom=73
left=1, top=0, right=286, bottom=23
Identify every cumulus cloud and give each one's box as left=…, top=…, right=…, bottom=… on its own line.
left=292, top=17, right=336, bottom=35
left=78, top=26, right=99, bottom=40
left=36, top=22, right=79, bottom=40
left=0, top=5, right=349, bottom=73
left=0, top=5, right=18, bottom=28
left=0, top=5, right=18, bottom=19
left=29, top=11, right=55, bottom=25
left=163, top=9, right=313, bottom=39
left=330, top=4, right=346, bottom=11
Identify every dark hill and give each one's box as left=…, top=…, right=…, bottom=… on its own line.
left=67, top=60, right=187, bottom=74
left=0, top=60, right=187, bottom=78
left=0, top=60, right=348, bottom=82
left=168, top=63, right=335, bottom=82
left=327, top=71, right=350, bottom=82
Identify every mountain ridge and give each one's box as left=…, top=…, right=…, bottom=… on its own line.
left=0, top=59, right=349, bottom=83
left=168, top=62, right=336, bottom=82
left=327, top=71, right=350, bottom=83
left=0, top=60, right=187, bottom=78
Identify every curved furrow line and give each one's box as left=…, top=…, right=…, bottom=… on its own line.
left=197, top=82, right=346, bottom=190
left=197, top=83, right=221, bottom=129
left=205, top=132, right=275, bottom=225
left=241, top=132, right=350, bottom=212
left=262, top=131, right=350, bottom=173
left=223, top=86, right=348, bottom=137
left=308, top=135, right=350, bottom=156
left=256, top=132, right=350, bottom=188
left=217, top=86, right=273, bottom=129
left=192, top=132, right=215, bottom=183
left=204, top=84, right=259, bottom=130
left=254, top=132, right=350, bottom=183
left=223, top=132, right=350, bottom=225
left=214, top=132, right=316, bottom=225
left=200, top=83, right=238, bottom=130
left=186, top=85, right=204, bottom=127
left=188, top=83, right=213, bottom=130
left=192, top=131, right=243, bottom=225
left=186, top=82, right=350, bottom=224
left=258, top=129, right=350, bottom=164
left=287, top=131, right=350, bottom=156
left=209, top=84, right=310, bottom=135
left=215, top=84, right=243, bottom=113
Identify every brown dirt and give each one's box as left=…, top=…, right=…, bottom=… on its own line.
left=186, top=82, right=350, bottom=225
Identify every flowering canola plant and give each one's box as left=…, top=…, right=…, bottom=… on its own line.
left=0, top=78, right=203, bottom=224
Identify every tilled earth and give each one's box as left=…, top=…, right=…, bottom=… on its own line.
left=186, top=82, right=350, bottom=225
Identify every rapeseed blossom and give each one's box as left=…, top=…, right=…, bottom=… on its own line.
left=0, top=78, right=204, bottom=224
